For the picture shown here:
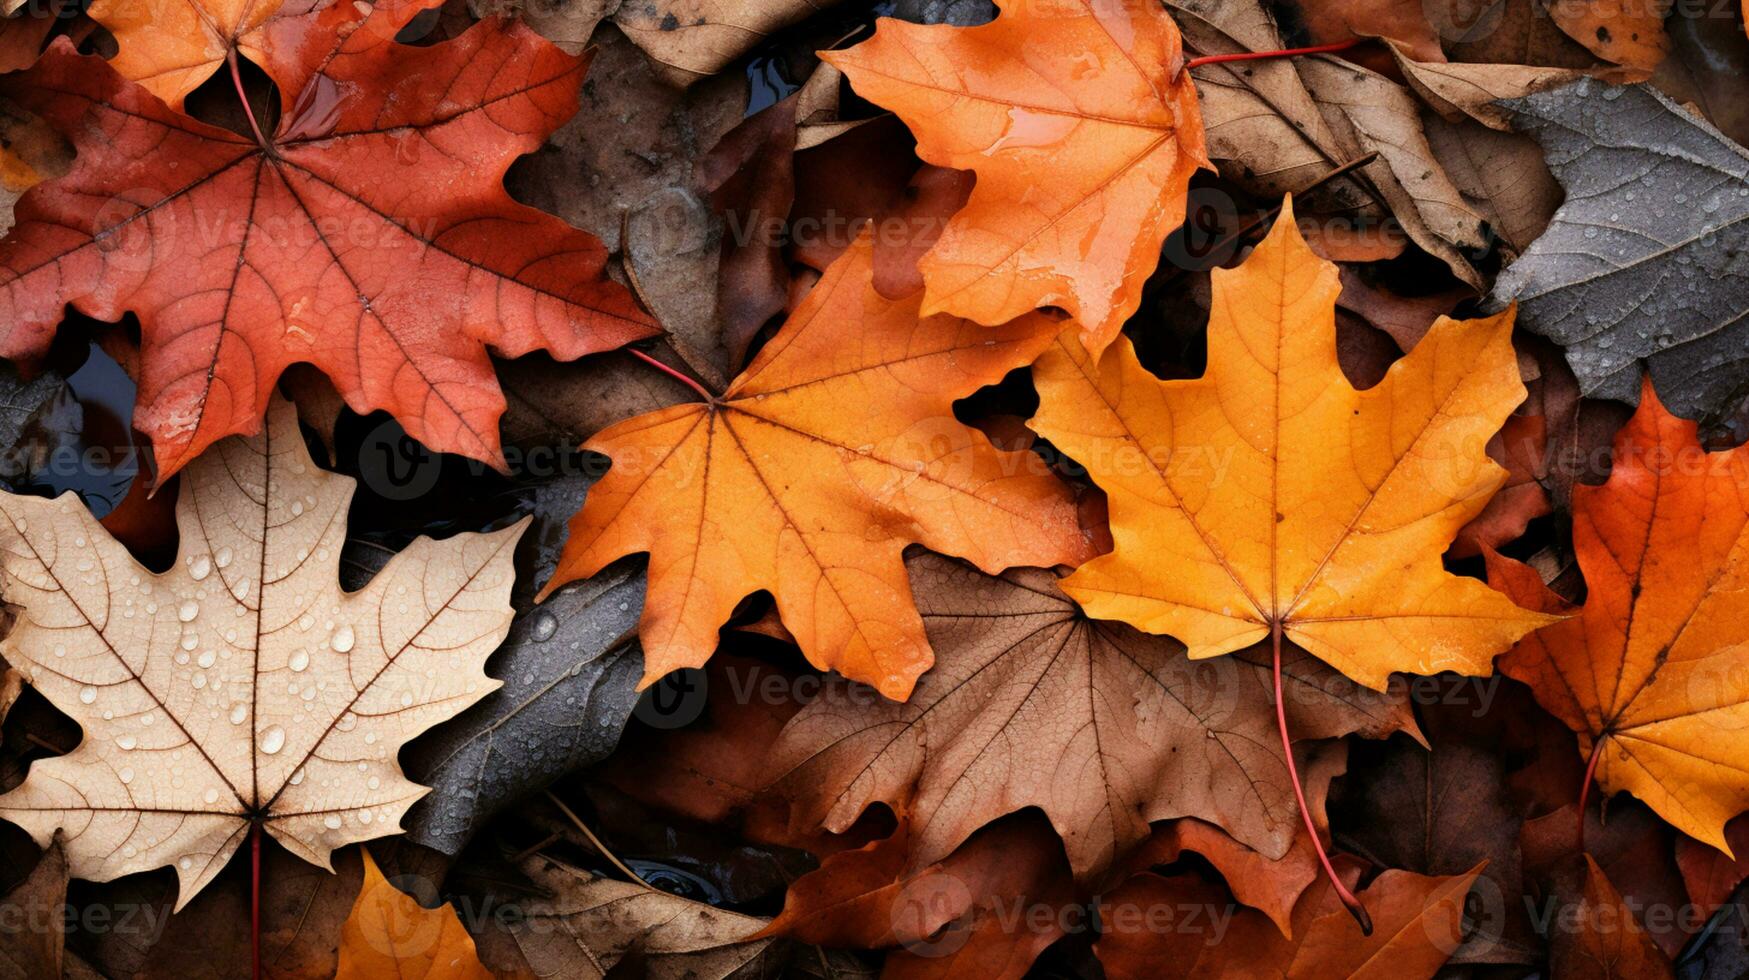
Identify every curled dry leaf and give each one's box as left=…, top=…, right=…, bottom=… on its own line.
left=545, top=234, right=1093, bottom=701
left=336, top=849, right=492, bottom=980
left=0, top=395, right=524, bottom=907
left=616, top=0, right=848, bottom=87
left=767, top=553, right=1416, bottom=881
left=0, top=8, right=656, bottom=478
left=1487, top=381, right=1749, bottom=854
left=1170, top=0, right=1490, bottom=290
left=472, top=850, right=777, bottom=979
left=1491, top=80, right=1749, bottom=423
left=1029, top=199, right=1553, bottom=692
left=827, top=0, right=1208, bottom=354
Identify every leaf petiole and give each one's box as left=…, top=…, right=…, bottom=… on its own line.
left=1273, top=621, right=1374, bottom=935
left=1577, top=737, right=1604, bottom=853
left=627, top=347, right=718, bottom=404
left=226, top=49, right=272, bottom=150
left=1183, top=40, right=1364, bottom=74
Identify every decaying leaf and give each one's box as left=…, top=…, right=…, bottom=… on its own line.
left=1491, top=80, right=1749, bottom=423
left=1170, top=0, right=1490, bottom=289
left=546, top=235, right=1093, bottom=701
left=760, top=812, right=1074, bottom=980
left=1549, top=856, right=1676, bottom=979
left=0, top=839, right=65, bottom=980
left=0, top=9, right=656, bottom=478
left=1488, top=381, right=1749, bottom=854
left=617, top=0, right=847, bottom=87
left=472, top=850, right=778, bottom=978
left=336, top=849, right=491, bottom=980
left=827, top=0, right=1208, bottom=354
left=768, top=552, right=1415, bottom=880
left=1029, top=200, right=1553, bottom=692
left=0, top=395, right=523, bottom=907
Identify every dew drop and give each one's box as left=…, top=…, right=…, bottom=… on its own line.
left=118, top=767, right=134, bottom=784
left=177, top=600, right=200, bottom=622
left=230, top=703, right=248, bottom=725
left=203, top=787, right=220, bottom=804
left=116, top=733, right=137, bottom=750
left=289, top=650, right=310, bottom=672
left=188, top=555, right=212, bottom=581
left=331, top=624, right=355, bottom=653
left=530, top=610, right=558, bottom=642
left=323, top=814, right=342, bottom=830
left=79, top=686, right=97, bottom=704
left=260, top=725, right=286, bottom=755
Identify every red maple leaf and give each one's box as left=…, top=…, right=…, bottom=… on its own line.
left=0, top=8, right=655, bottom=475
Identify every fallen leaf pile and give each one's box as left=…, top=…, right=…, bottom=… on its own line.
left=0, top=1, right=1745, bottom=978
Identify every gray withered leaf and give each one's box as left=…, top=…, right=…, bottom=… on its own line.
left=342, top=474, right=644, bottom=856
left=1490, top=80, right=1749, bottom=422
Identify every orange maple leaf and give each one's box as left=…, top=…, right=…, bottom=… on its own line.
left=1489, top=381, right=1749, bottom=855
left=0, top=8, right=655, bottom=477
left=85, top=0, right=436, bottom=111
left=1028, top=199, right=1554, bottom=692
left=544, top=233, right=1094, bottom=701
left=825, top=0, right=1208, bottom=355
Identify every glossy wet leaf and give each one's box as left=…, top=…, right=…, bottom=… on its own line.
left=0, top=395, right=522, bottom=907
left=1491, top=80, right=1749, bottom=423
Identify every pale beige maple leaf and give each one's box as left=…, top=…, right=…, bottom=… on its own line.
left=0, top=394, right=523, bottom=908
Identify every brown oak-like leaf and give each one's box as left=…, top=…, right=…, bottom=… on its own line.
left=0, top=10, right=656, bottom=478
left=0, top=395, right=523, bottom=907
left=766, top=552, right=1416, bottom=880
left=545, top=236, right=1093, bottom=701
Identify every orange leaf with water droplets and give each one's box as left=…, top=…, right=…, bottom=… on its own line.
left=825, top=0, right=1208, bottom=355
